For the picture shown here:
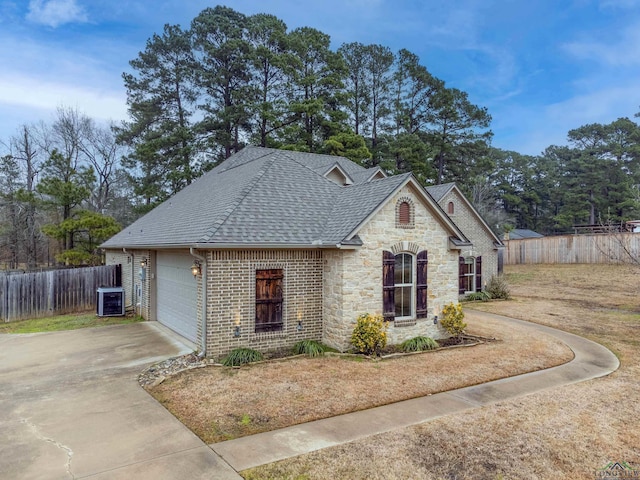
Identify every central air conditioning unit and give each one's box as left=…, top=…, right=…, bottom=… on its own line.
left=96, top=287, right=125, bottom=317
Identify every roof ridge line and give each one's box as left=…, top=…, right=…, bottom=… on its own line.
left=282, top=151, right=352, bottom=184
left=198, top=155, right=277, bottom=242
left=217, top=147, right=275, bottom=173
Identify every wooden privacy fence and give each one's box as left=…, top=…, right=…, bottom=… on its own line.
left=505, top=233, right=640, bottom=265
left=0, top=265, right=121, bottom=323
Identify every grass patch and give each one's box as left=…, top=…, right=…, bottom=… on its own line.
left=222, top=348, right=264, bottom=367
left=400, top=336, right=439, bottom=352
left=238, top=264, right=640, bottom=479
left=292, top=339, right=328, bottom=357
left=0, top=311, right=144, bottom=334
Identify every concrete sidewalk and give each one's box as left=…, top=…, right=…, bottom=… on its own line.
left=211, top=311, right=620, bottom=471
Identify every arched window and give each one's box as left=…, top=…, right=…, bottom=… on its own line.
left=447, top=201, right=455, bottom=215
left=383, top=250, right=428, bottom=321
left=394, top=253, right=413, bottom=318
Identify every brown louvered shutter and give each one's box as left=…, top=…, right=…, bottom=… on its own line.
left=382, top=251, right=395, bottom=319
left=459, top=256, right=466, bottom=294
left=416, top=250, right=428, bottom=318
left=475, top=256, right=482, bottom=292
left=255, top=269, right=283, bottom=333
left=399, top=202, right=410, bottom=224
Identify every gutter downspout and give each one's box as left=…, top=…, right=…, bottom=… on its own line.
left=190, top=247, right=207, bottom=358
left=122, top=248, right=134, bottom=310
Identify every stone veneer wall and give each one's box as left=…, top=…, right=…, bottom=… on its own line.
left=105, top=249, right=152, bottom=320
left=206, top=250, right=323, bottom=359
left=439, top=189, right=499, bottom=289
left=322, top=184, right=460, bottom=351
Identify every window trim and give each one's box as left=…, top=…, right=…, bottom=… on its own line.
left=394, top=252, right=414, bottom=320
left=255, top=268, right=284, bottom=333
left=462, top=257, right=475, bottom=293
left=459, top=256, right=481, bottom=294
left=447, top=201, right=455, bottom=215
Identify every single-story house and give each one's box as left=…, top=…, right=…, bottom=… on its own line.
left=425, top=183, right=505, bottom=295
left=102, top=147, right=492, bottom=358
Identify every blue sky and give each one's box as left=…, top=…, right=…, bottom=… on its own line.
left=1, top=0, right=639, bottom=155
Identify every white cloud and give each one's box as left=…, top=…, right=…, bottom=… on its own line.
left=26, top=0, right=88, bottom=27
left=0, top=73, right=126, bottom=124
left=563, top=21, right=640, bottom=66
left=495, top=84, right=640, bottom=155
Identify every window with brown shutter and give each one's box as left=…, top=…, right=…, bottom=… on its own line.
left=398, top=201, right=411, bottom=224
left=382, top=251, right=395, bottom=320
left=475, top=256, right=482, bottom=292
left=416, top=250, right=428, bottom=318
left=255, top=269, right=283, bottom=333
left=459, top=257, right=476, bottom=294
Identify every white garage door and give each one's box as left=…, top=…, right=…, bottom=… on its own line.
left=156, top=251, right=198, bottom=343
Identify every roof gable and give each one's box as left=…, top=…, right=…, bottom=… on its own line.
left=323, top=163, right=354, bottom=185
left=101, top=147, right=469, bottom=249
left=342, top=176, right=469, bottom=244
left=428, top=183, right=503, bottom=247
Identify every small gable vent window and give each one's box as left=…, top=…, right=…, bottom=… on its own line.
left=447, top=201, right=455, bottom=215
left=399, top=202, right=410, bottom=224
left=396, top=198, right=415, bottom=229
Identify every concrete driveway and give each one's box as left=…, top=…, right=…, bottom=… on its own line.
left=0, top=322, right=241, bottom=480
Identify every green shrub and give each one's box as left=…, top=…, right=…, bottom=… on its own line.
left=464, top=291, right=491, bottom=302
left=350, top=313, right=388, bottom=356
left=292, top=339, right=327, bottom=357
left=222, top=348, right=264, bottom=366
left=400, top=336, right=439, bottom=352
left=485, top=274, right=511, bottom=299
left=440, top=302, right=467, bottom=337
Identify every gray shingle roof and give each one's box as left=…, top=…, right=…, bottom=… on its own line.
left=510, top=229, right=544, bottom=240
left=101, top=147, right=461, bottom=249
left=424, top=182, right=455, bottom=201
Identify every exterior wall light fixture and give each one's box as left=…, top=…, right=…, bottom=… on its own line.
left=190, top=260, right=201, bottom=277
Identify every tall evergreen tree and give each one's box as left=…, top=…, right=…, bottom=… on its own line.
left=280, top=27, right=346, bottom=152
left=338, top=42, right=371, bottom=137
left=366, top=44, right=394, bottom=153
left=118, top=24, right=198, bottom=211
left=0, top=155, right=22, bottom=268
left=37, top=150, right=94, bottom=253
left=247, top=13, right=296, bottom=147
left=191, top=6, right=252, bottom=160
left=392, top=49, right=443, bottom=136
left=426, top=87, right=492, bottom=185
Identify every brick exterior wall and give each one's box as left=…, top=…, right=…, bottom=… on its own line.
left=323, top=183, right=460, bottom=351
left=104, top=185, right=468, bottom=357
left=205, top=250, right=323, bottom=359
left=105, top=249, right=152, bottom=319
left=438, top=189, right=500, bottom=291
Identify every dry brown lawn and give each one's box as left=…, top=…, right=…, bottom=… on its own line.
left=150, top=314, right=571, bottom=444
left=239, top=264, right=640, bottom=480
